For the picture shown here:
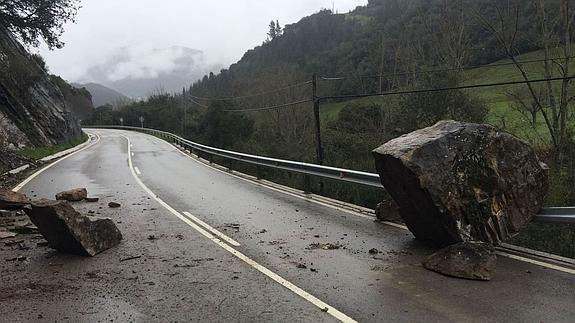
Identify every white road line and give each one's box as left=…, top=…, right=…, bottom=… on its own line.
left=13, top=134, right=101, bottom=192
left=182, top=211, right=240, bottom=246
left=120, top=134, right=356, bottom=323
left=147, top=133, right=575, bottom=276
left=496, top=252, right=575, bottom=275
left=134, top=166, right=142, bottom=175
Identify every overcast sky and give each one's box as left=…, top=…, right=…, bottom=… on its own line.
left=38, top=0, right=367, bottom=82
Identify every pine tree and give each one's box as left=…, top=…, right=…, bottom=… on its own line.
left=275, top=20, right=283, bottom=37
left=267, top=20, right=277, bottom=41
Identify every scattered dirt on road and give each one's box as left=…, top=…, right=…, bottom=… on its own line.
left=307, top=243, right=340, bottom=250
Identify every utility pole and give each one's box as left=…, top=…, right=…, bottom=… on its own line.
left=312, top=73, right=324, bottom=165
left=181, top=87, right=186, bottom=135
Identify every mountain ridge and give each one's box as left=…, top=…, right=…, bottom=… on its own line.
left=72, top=82, right=130, bottom=108
left=76, top=46, right=220, bottom=98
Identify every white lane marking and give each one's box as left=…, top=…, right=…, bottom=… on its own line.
left=182, top=211, right=241, bottom=247
left=120, top=134, right=356, bottom=323
left=134, top=167, right=142, bottom=175
left=147, top=133, right=575, bottom=276
left=496, top=252, right=575, bottom=275
left=13, top=134, right=101, bottom=192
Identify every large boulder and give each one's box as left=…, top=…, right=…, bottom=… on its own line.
left=55, top=188, right=87, bottom=202
left=372, top=120, right=548, bottom=247
left=422, top=242, right=497, bottom=281
left=0, top=190, right=30, bottom=210
left=24, top=199, right=122, bottom=256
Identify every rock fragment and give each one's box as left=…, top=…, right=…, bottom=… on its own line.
left=55, top=188, right=87, bottom=202
left=11, top=222, right=39, bottom=234
left=308, top=243, right=340, bottom=250
left=422, top=242, right=497, bottom=281
left=24, top=199, right=122, bottom=256
left=374, top=200, right=402, bottom=222
left=108, top=202, right=121, bottom=208
left=0, top=190, right=30, bottom=210
left=0, top=231, right=17, bottom=239
left=372, top=120, right=548, bottom=247
left=84, top=197, right=99, bottom=203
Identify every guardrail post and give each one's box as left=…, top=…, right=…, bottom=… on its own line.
left=312, top=73, right=325, bottom=194
left=312, top=73, right=324, bottom=166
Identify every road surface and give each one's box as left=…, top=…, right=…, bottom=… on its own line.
left=1, top=129, right=574, bottom=322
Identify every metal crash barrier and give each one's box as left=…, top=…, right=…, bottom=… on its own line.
left=86, top=125, right=575, bottom=224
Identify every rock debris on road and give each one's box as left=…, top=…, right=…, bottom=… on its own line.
left=0, top=129, right=573, bottom=322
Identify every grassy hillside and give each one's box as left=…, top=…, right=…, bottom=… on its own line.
left=320, top=49, right=575, bottom=148
left=465, top=50, right=575, bottom=147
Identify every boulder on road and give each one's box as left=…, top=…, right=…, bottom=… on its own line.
left=55, top=188, right=88, bottom=202
left=24, top=199, right=122, bottom=256
left=372, top=120, right=548, bottom=247
left=422, top=242, right=497, bottom=281
left=0, top=190, right=30, bottom=210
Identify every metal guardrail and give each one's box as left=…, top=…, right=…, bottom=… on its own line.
left=86, top=125, right=575, bottom=224
left=89, top=125, right=383, bottom=188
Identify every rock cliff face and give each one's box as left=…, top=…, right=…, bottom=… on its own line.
left=51, top=76, right=94, bottom=121
left=0, top=25, right=82, bottom=149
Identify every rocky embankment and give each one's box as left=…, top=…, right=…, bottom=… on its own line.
left=0, top=25, right=90, bottom=169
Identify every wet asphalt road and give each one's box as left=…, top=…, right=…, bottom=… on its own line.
left=3, top=129, right=575, bottom=322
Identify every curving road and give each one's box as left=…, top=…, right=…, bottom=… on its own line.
left=2, top=129, right=574, bottom=322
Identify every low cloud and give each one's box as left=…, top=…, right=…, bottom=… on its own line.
left=83, top=45, right=209, bottom=82
left=78, top=45, right=219, bottom=97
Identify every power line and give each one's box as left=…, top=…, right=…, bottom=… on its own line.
left=223, top=99, right=312, bottom=112
left=190, top=80, right=312, bottom=102
left=186, top=96, right=209, bottom=108
left=224, top=76, right=575, bottom=112
left=319, top=75, right=575, bottom=101
left=319, top=55, right=575, bottom=81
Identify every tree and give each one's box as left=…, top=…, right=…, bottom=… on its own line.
left=0, top=0, right=80, bottom=49
left=31, top=53, right=48, bottom=72
left=398, top=89, right=489, bottom=132
left=473, top=0, right=575, bottom=162
left=275, top=20, right=283, bottom=37
left=267, top=20, right=283, bottom=41
left=198, top=101, right=254, bottom=149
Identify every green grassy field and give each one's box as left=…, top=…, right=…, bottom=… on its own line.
left=462, top=50, right=575, bottom=146
left=17, top=133, right=88, bottom=160
left=320, top=50, right=574, bottom=145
